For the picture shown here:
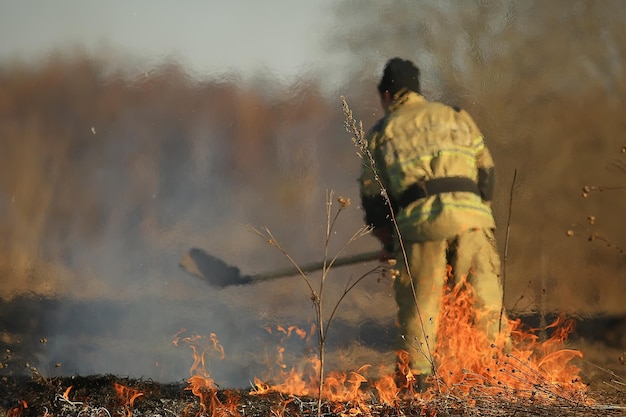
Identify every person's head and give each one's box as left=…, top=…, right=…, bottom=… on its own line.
left=377, top=58, right=421, bottom=109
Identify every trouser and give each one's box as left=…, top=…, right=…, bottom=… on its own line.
left=393, top=228, right=505, bottom=375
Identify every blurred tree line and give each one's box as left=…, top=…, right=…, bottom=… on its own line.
left=0, top=55, right=361, bottom=300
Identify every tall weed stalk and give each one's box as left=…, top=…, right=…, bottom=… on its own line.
left=252, top=191, right=390, bottom=416
left=568, top=146, right=626, bottom=254
left=341, top=96, right=439, bottom=388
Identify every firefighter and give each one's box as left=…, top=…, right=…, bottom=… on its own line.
left=358, top=58, right=507, bottom=390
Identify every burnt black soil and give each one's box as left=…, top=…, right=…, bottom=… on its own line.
left=0, top=373, right=625, bottom=417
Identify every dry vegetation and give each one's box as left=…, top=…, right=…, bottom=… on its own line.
left=1, top=1, right=625, bottom=416
left=0, top=55, right=349, bottom=300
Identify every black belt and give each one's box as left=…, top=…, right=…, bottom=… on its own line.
left=397, top=177, right=480, bottom=210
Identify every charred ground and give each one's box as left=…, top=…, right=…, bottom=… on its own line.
left=1, top=298, right=625, bottom=417
left=0, top=371, right=624, bottom=417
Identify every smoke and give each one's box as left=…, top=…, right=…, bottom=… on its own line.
left=0, top=53, right=387, bottom=387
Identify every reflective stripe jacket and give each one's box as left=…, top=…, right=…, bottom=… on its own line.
left=359, top=90, right=496, bottom=242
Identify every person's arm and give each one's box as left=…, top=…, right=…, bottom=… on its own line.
left=463, top=109, right=496, bottom=203
left=358, top=126, right=395, bottom=252
left=477, top=163, right=495, bottom=203
left=475, top=141, right=496, bottom=203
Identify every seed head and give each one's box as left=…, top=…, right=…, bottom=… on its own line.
left=337, top=196, right=351, bottom=208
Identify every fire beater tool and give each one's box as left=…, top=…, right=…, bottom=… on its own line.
left=179, top=247, right=381, bottom=288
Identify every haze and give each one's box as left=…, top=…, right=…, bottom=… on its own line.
left=0, top=1, right=624, bottom=387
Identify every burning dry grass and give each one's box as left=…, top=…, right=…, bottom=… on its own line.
left=0, top=370, right=623, bottom=417
left=2, top=304, right=625, bottom=416
left=166, top=188, right=616, bottom=415
left=429, top=279, right=587, bottom=403
left=145, top=278, right=625, bottom=417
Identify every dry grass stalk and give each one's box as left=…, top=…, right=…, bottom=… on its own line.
left=251, top=191, right=389, bottom=417
left=341, top=95, right=438, bottom=382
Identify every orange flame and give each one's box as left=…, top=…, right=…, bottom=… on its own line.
left=276, top=324, right=308, bottom=340
left=374, top=374, right=399, bottom=405
left=174, top=330, right=240, bottom=417
left=62, top=386, right=73, bottom=401
left=253, top=325, right=376, bottom=414
left=252, top=278, right=588, bottom=407
left=113, top=382, right=144, bottom=417
left=428, top=278, right=588, bottom=403
left=253, top=354, right=319, bottom=397
left=7, top=408, right=22, bottom=417
left=7, top=401, right=28, bottom=417
left=322, top=365, right=369, bottom=402
left=180, top=277, right=588, bottom=410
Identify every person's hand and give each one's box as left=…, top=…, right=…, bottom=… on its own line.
left=372, top=226, right=394, bottom=262
left=373, top=227, right=393, bottom=246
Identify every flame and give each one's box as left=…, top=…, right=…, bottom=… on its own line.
left=7, top=401, right=27, bottom=417
left=113, top=382, right=144, bottom=417
left=254, top=360, right=373, bottom=415
left=427, top=277, right=588, bottom=403
left=276, top=324, right=308, bottom=340
left=373, top=374, right=399, bottom=405
left=62, top=386, right=73, bottom=401
left=175, top=330, right=240, bottom=417
left=251, top=278, right=587, bottom=407
left=253, top=354, right=319, bottom=397
left=322, top=366, right=369, bottom=402
left=254, top=325, right=319, bottom=397
left=254, top=324, right=320, bottom=395
left=253, top=325, right=376, bottom=414
left=7, top=408, right=22, bottom=417
left=255, top=325, right=382, bottom=406
left=180, top=277, right=588, bottom=411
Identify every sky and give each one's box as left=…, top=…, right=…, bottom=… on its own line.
left=0, top=1, right=340, bottom=82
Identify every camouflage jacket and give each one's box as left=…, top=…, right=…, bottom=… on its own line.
left=359, top=90, right=496, bottom=243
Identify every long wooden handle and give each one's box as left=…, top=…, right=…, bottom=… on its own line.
left=180, top=247, right=382, bottom=287
left=250, top=250, right=381, bottom=282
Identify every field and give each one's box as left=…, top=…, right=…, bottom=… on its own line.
left=1, top=7, right=626, bottom=413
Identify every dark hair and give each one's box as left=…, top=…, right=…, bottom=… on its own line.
left=377, top=58, right=421, bottom=97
